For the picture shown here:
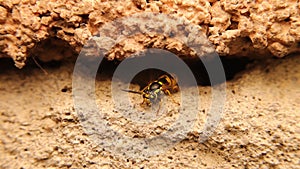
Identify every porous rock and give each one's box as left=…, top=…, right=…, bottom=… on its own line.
left=0, top=0, right=299, bottom=68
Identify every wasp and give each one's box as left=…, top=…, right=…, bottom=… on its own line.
left=122, top=74, right=180, bottom=106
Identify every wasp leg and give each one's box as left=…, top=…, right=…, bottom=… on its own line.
left=165, top=90, right=180, bottom=106
left=163, top=89, right=171, bottom=96
left=156, top=101, right=162, bottom=116
left=170, top=95, right=180, bottom=105
left=140, top=98, right=151, bottom=107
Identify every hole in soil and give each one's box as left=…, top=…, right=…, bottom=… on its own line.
left=0, top=49, right=251, bottom=89
left=96, top=54, right=252, bottom=86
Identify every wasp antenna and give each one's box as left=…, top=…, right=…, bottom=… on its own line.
left=121, top=89, right=142, bottom=94
left=32, top=56, right=48, bottom=75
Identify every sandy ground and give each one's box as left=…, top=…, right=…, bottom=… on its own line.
left=0, top=54, right=299, bottom=168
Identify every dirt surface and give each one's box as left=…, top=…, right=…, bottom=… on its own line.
left=1, top=0, right=300, bottom=68
left=0, top=53, right=299, bottom=168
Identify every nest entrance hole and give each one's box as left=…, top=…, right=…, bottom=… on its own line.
left=96, top=55, right=252, bottom=87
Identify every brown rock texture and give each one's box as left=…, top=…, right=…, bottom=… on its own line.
left=0, top=0, right=300, bottom=68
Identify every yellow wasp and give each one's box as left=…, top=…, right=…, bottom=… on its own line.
left=122, top=74, right=179, bottom=106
